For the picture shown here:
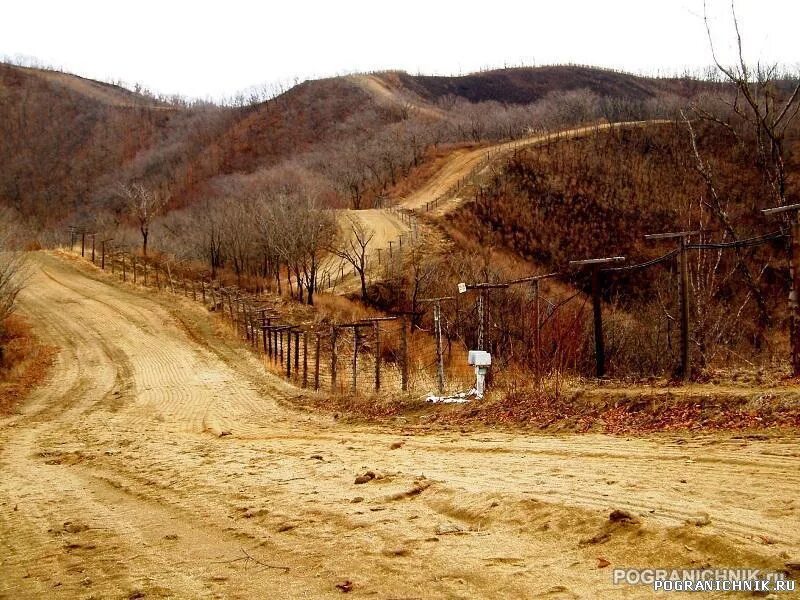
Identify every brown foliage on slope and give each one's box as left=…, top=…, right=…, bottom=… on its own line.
left=446, top=122, right=800, bottom=373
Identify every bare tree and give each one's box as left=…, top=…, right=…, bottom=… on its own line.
left=702, top=1, right=800, bottom=208
left=260, top=194, right=336, bottom=305
left=330, top=216, right=375, bottom=301
left=696, top=0, right=800, bottom=361
left=119, top=183, right=168, bottom=257
left=0, top=208, right=27, bottom=361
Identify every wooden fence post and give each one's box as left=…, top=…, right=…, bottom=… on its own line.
left=303, top=331, right=308, bottom=388
left=315, top=333, right=321, bottom=391
left=331, top=326, right=338, bottom=392
left=352, top=327, right=359, bottom=394
left=294, top=330, right=300, bottom=377
left=286, top=329, right=292, bottom=378
left=374, top=321, right=381, bottom=391
left=401, top=316, right=409, bottom=392
left=434, top=300, right=444, bottom=395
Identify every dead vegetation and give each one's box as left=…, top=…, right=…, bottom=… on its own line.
left=0, top=314, right=57, bottom=414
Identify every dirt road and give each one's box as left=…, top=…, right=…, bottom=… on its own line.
left=1, top=253, right=797, bottom=598
left=398, top=121, right=669, bottom=214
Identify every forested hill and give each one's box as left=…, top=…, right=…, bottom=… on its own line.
left=0, top=62, right=718, bottom=233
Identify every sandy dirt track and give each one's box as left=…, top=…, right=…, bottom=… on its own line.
left=0, top=253, right=797, bottom=599
left=398, top=121, right=668, bottom=214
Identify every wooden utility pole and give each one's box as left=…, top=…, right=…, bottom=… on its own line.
left=644, top=231, right=699, bottom=380
left=763, top=203, right=800, bottom=375
left=569, top=257, right=625, bottom=378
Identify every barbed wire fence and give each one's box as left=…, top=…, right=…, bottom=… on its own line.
left=63, top=215, right=793, bottom=398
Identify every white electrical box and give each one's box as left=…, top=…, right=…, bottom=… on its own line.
left=467, top=350, right=491, bottom=367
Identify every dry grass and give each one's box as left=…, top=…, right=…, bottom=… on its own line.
left=0, top=314, right=57, bottom=413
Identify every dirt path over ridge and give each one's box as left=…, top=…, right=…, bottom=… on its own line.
left=328, top=121, right=667, bottom=294
left=398, top=120, right=669, bottom=214
left=0, top=253, right=797, bottom=598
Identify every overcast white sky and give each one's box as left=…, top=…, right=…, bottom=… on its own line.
left=2, top=0, right=798, bottom=100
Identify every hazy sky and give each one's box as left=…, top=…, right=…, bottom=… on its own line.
left=2, top=0, right=798, bottom=100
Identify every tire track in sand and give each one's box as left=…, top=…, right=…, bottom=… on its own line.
left=1, top=252, right=797, bottom=599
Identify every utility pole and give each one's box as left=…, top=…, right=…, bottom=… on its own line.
left=644, top=231, right=699, bottom=380
left=569, top=256, right=625, bottom=378
left=763, top=202, right=800, bottom=375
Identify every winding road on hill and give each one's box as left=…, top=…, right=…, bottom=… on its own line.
left=0, top=252, right=797, bottom=598
left=331, top=119, right=669, bottom=291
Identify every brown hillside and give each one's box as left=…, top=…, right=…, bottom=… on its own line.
left=388, top=65, right=717, bottom=104
left=0, top=63, right=722, bottom=232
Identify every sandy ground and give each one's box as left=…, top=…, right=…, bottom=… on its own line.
left=0, top=253, right=798, bottom=599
